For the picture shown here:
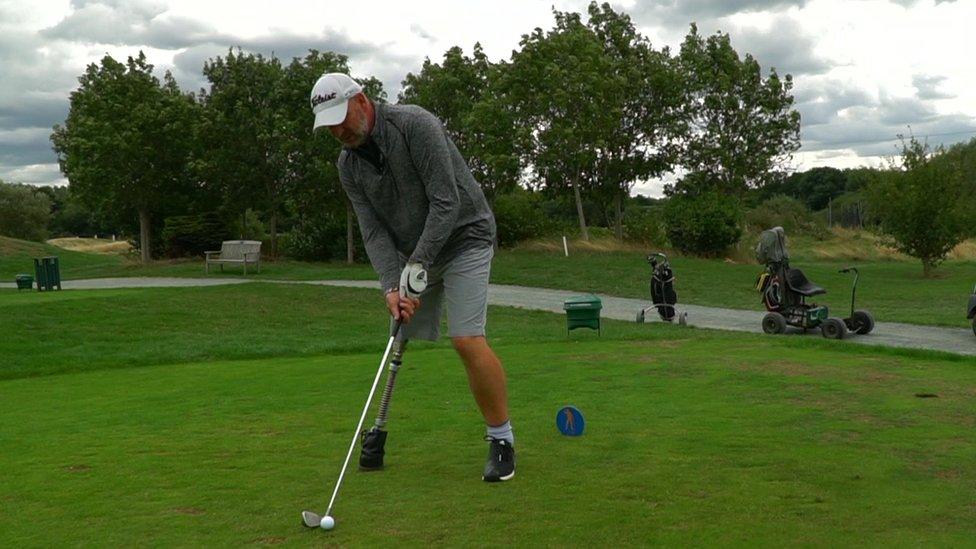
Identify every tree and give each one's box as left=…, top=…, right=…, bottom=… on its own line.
left=198, top=49, right=288, bottom=258
left=400, top=44, right=521, bottom=202
left=584, top=2, right=680, bottom=239
left=670, top=25, right=800, bottom=196
left=867, top=136, right=976, bottom=275
left=507, top=10, right=621, bottom=241
left=277, top=50, right=386, bottom=263
left=0, top=180, right=51, bottom=241
left=759, top=167, right=846, bottom=210
left=51, top=52, right=197, bottom=262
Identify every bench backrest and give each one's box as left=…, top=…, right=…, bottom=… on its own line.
left=220, top=240, right=262, bottom=261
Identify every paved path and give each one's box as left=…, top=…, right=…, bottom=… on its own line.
left=3, top=277, right=975, bottom=357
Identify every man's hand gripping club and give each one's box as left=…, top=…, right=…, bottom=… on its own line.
left=386, top=262, right=427, bottom=323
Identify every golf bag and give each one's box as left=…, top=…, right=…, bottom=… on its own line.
left=637, top=252, right=686, bottom=324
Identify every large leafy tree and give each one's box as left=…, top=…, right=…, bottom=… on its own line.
left=198, top=49, right=286, bottom=257
left=507, top=9, right=620, bottom=241
left=277, top=50, right=386, bottom=263
left=0, top=180, right=51, bottom=241
left=584, top=2, right=680, bottom=238
left=400, top=44, right=521, bottom=202
left=867, top=136, right=976, bottom=276
left=671, top=24, right=800, bottom=196
left=51, top=52, right=197, bottom=262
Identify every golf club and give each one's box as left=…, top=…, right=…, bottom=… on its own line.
left=302, top=265, right=427, bottom=530
left=302, top=320, right=402, bottom=529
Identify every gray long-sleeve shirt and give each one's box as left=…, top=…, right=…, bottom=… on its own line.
left=338, top=102, right=496, bottom=291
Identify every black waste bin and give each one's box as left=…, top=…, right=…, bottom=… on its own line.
left=33, top=256, right=62, bottom=291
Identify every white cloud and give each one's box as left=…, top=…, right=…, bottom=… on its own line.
left=1, top=0, right=975, bottom=189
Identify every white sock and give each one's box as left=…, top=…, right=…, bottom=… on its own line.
left=486, top=420, right=514, bottom=445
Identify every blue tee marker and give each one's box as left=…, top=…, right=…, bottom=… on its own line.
left=556, top=406, right=585, bottom=436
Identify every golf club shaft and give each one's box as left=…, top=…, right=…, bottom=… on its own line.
left=325, top=320, right=402, bottom=517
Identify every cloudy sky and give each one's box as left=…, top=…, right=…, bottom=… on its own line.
left=2, top=0, right=975, bottom=196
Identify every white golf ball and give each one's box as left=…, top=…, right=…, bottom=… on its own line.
left=320, top=515, right=335, bottom=530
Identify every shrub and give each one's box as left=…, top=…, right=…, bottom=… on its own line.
left=622, top=206, right=666, bottom=245
left=663, top=191, right=743, bottom=256
left=744, top=194, right=826, bottom=237
left=161, top=212, right=232, bottom=257
left=284, top=212, right=360, bottom=261
left=229, top=209, right=267, bottom=241
left=492, top=189, right=551, bottom=247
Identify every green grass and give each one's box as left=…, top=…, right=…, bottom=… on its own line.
left=0, top=235, right=376, bottom=282
left=1, top=283, right=975, bottom=545
left=492, top=248, right=976, bottom=328
left=0, top=283, right=637, bottom=380
left=4, top=233, right=975, bottom=328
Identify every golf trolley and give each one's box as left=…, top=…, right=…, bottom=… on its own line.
left=636, top=252, right=687, bottom=325
left=967, top=285, right=976, bottom=336
left=755, top=227, right=874, bottom=339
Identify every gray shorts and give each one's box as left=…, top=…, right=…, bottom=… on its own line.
left=394, top=245, right=494, bottom=341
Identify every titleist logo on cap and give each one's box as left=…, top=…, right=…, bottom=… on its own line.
left=311, top=91, right=338, bottom=107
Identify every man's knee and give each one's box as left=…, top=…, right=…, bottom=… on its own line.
left=452, top=335, right=487, bottom=356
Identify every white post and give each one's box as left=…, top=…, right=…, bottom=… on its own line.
left=562, top=236, right=569, bottom=257
left=94, top=234, right=98, bottom=239
left=112, top=234, right=116, bottom=241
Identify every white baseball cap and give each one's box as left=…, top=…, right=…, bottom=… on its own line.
left=310, top=73, right=363, bottom=129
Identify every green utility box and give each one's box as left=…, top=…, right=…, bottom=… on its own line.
left=15, top=274, right=34, bottom=291
left=564, top=294, right=602, bottom=335
left=33, top=256, right=62, bottom=292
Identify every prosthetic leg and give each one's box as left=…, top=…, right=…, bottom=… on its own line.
left=358, top=335, right=408, bottom=470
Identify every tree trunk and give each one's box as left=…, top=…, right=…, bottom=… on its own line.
left=346, top=199, right=355, bottom=264
left=922, top=258, right=934, bottom=278
left=572, top=172, right=589, bottom=242
left=614, top=192, right=623, bottom=240
left=269, top=211, right=278, bottom=260
left=138, top=208, right=151, bottom=264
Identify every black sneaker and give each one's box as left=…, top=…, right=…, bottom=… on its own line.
left=482, top=437, right=516, bottom=482
left=359, top=428, right=387, bottom=471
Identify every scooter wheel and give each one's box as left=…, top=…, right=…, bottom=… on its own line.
left=636, top=310, right=645, bottom=324
left=850, top=310, right=874, bottom=335
left=821, top=318, right=848, bottom=340
left=762, top=312, right=787, bottom=334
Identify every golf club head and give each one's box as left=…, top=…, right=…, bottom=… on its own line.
left=301, top=510, right=322, bottom=528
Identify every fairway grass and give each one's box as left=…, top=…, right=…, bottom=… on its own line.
left=1, top=284, right=975, bottom=546
left=4, top=232, right=976, bottom=328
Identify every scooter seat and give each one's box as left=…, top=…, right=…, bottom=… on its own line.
left=786, top=268, right=826, bottom=296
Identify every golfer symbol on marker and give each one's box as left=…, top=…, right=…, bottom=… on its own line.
left=564, top=408, right=575, bottom=433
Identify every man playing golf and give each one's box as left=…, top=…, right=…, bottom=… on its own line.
left=310, top=72, right=515, bottom=482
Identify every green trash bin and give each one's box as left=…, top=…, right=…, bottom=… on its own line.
left=564, top=294, right=602, bottom=335
left=15, top=274, right=34, bottom=291
left=33, top=256, right=62, bottom=291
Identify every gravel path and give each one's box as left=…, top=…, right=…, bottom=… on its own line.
left=3, top=277, right=974, bottom=356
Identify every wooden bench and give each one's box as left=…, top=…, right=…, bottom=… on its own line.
left=205, top=240, right=262, bottom=275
